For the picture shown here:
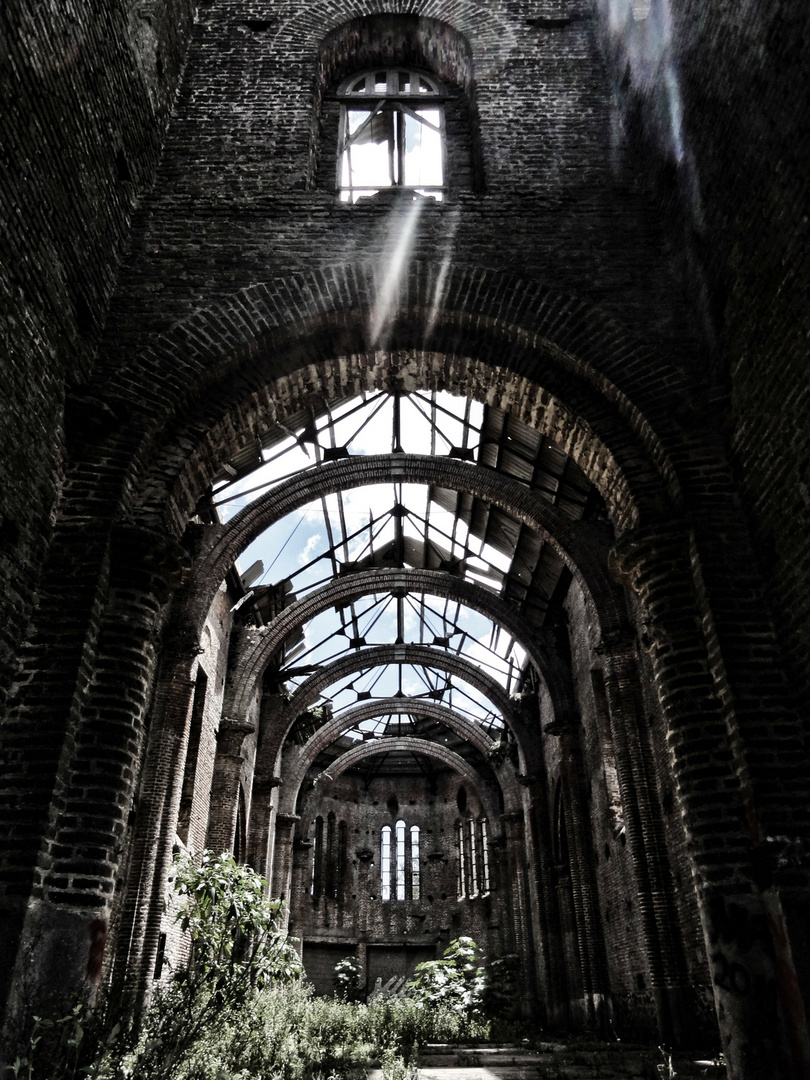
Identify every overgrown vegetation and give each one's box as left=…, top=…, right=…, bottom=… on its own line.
left=9, top=853, right=519, bottom=1080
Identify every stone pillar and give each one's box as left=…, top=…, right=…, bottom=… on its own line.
left=271, top=814, right=301, bottom=925
left=205, top=718, right=255, bottom=854
left=500, top=810, right=532, bottom=1012
left=613, top=522, right=810, bottom=1080
left=598, top=635, right=690, bottom=1045
left=246, top=775, right=283, bottom=884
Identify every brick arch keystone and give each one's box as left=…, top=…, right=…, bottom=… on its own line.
left=230, top=568, right=574, bottom=721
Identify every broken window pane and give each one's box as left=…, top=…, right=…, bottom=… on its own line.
left=338, top=69, right=444, bottom=202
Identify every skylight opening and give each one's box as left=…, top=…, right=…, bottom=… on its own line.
left=282, top=595, right=519, bottom=690
left=283, top=663, right=508, bottom=734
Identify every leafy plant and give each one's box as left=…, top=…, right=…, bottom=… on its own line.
left=172, top=849, right=301, bottom=993
left=380, top=1047, right=418, bottom=1080
left=334, top=956, right=363, bottom=1002
left=109, top=851, right=301, bottom=1079
left=405, top=936, right=486, bottom=1019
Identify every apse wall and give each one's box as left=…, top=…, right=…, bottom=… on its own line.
left=288, top=770, right=512, bottom=998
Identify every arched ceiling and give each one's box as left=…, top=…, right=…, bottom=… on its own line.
left=204, top=389, right=609, bottom=786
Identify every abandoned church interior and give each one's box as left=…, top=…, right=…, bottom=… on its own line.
left=1, top=0, right=809, bottom=1077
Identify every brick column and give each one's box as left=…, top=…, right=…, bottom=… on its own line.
left=109, top=622, right=203, bottom=1011
left=613, top=522, right=810, bottom=1080
left=500, top=810, right=532, bottom=1012
left=1, top=524, right=190, bottom=1031
left=205, top=719, right=255, bottom=854
left=246, top=775, right=282, bottom=884
left=523, top=778, right=566, bottom=1028
left=556, top=725, right=610, bottom=1034
left=271, top=813, right=301, bottom=926
left=598, top=636, right=691, bottom=1045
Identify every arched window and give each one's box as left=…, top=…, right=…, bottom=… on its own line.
left=338, top=69, right=445, bottom=202
left=479, top=818, right=491, bottom=893
left=325, top=812, right=336, bottom=898
left=395, top=819, right=407, bottom=901
left=468, top=818, right=479, bottom=896
left=311, top=816, right=324, bottom=898
left=380, top=825, right=392, bottom=901
left=456, top=820, right=466, bottom=899
left=337, top=820, right=347, bottom=900
left=410, top=825, right=421, bottom=900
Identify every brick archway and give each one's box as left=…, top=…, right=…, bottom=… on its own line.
left=277, top=696, right=524, bottom=817
left=90, top=262, right=685, bottom=536
left=252, top=643, right=548, bottom=786
left=228, top=567, right=575, bottom=722
left=298, top=735, right=501, bottom=824
left=179, top=453, right=623, bottom=643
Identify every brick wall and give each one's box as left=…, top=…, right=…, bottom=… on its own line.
left=0, top=0, right=194, bottom=715
left=289, top=770, right=511, bottom=980
left=2, top=0, right=809, bottom=1068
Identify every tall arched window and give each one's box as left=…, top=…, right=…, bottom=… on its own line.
left=395, top=819, right=407, bottom=901
left=480, top=818, right=491, bottom=893
left=337, top=820, right=347, bottom=900
left=325, top=812, right=336, bottom=898
left=311, top=816, right=324, bottom=898
left=456, top=820, right=466, bottom=898
left=468, top=818, right=478, bottom=896
left=338, top=69, right=445, bottom=202
left=380, top=825, right=392, bottom=901
left=410, top=825, right=421, bottom=901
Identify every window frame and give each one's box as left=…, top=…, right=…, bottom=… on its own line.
left=380, top=824, right=392, bottom=900
left=336, top=68, right=448, bottom=203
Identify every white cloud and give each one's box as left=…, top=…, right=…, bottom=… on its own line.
left=298, top=532, right=322, bottom=566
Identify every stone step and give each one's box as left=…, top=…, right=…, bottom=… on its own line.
left=372, top=1042, right=726, bottom=1080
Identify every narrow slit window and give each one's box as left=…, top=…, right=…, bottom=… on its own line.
left=469, top=818, right=478, bottom=896
left=457, top=820, right=466, bottom=898
left=410, top=825, right=420, bottom=900
left=337, top=820, right=347, bottom=900
left=396, top=819, right=406, bottom=901
left=381, top=825, right=392, bottom=901
left=311, top=816, right=324, bottom=898
left=325, top=812, right=336, bottom=898
left=177, top=668, right=207, bottom=845
left=480, top=819, right=491, bottom=893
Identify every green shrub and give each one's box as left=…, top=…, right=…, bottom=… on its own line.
left=10, top=879, right=515, bottom=1080
left=405, top=936, right=485, bottom=1019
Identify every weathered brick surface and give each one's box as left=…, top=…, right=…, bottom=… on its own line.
left=289, top=768, right=511, bottom=995
left=0, top=0, right=193, bottom=714
left=1, top=0, right=809, bottom=1073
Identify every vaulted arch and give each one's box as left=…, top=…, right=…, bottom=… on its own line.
left=105, top=264, right=686, bottom=537
left=228, top=567, right=575, bottom=720
left=277, top=696, right=523, bottom=817
left=178, top=453, right=622, bottom=639
left=299, top=736, right=500, bottom=824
